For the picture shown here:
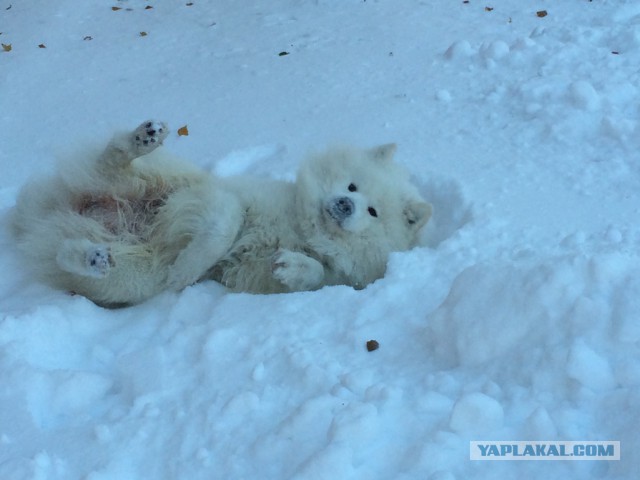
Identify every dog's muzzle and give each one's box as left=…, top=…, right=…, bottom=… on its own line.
left=327, top=196, right=354, bottom=224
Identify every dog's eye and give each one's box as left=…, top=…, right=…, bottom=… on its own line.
left=348, top=183, right=357, bottom=192
left=368, top=207, right=378, bottom=218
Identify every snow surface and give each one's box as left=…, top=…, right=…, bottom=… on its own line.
left=1, top=1, right=640, bottom=478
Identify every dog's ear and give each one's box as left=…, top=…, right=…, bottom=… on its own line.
left=368, top=143, right=397, bottom=162
left=404, top=201, right=432, bottom=229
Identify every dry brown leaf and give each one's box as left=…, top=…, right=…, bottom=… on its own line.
left=140, top=32, right=148, bottom=37
left=366, top=340, right=380, bottom=352
left=177, top=125, right=189, bottom=136
left=536, top=10, right=548, bottom=18
left=485, top=6, right=494, bottom=12
left=145, top=5, right=153, bottom=9
left=1, top=43, right=11, bottom=52
left=112, top=6, right=122, bottom=11
left=38, top=43, right=46, bottom=48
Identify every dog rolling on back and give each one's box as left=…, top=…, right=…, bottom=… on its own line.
left=12, top=121, right=432, bottom=306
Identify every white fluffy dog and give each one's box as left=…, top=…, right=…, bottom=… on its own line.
left=12, top=121, right=432, bottom=307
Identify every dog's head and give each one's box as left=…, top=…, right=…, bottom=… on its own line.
left=296, top=144, right=432, bottom=254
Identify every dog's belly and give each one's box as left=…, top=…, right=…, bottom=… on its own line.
left=75, top=192, right=167, bottom=237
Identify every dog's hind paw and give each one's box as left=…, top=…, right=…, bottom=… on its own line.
left=132, top=120, right=169, bottom=155
left=85, top=245, right=115, bottom=278
left=57, top=239, right=115, bottom=278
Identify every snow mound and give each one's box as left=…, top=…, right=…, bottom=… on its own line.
left=449, top=392, right=504, bottom=434
left=213, top=144, right=288, bottom=178
left=427, top=254, right=640, bottom=372
left=418, top=176, right=473, bottom=248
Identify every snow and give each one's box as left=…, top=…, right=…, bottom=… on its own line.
left=449, top=392, right=504, bottom=435
left=1, top=0, right=639, bottom=479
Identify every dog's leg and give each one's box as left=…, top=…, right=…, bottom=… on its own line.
left=54, top=239, right=170, bottom=305
left=167, top=233, right=231, bottom=289
left=166, top=213, right=243, bottom=290
left=56, top=239, right=115, bottom=278
left=98, top=120, right=169, bottom=173
left=272, top=249, right=325, bottom=291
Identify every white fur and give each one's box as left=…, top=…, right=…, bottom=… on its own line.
left=11, top=121, right=432, bottom=306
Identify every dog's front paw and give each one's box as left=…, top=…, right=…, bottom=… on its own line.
left=272, top=249, right=324, bottom=291
left=85, top=245, right=115, bottom=278
left=132, top=120, right=169, bottom=155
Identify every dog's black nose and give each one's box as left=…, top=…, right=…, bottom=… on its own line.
left=335, top=197, right=354, bottom=217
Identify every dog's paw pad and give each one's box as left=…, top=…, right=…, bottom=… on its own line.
left=85, top=245, right=115, bottom=278
left=133, top=120, right=169, bottom=153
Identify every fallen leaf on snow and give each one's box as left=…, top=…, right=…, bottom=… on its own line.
left=112, top=6, right=122, bottom=11
left=1, top=43, right=11, bottom=52
left=366, top=340, right=380, bottom=352
left=177, top=125, right=189, bottom=136
left=140, top=32, right=148, bottom=37
left=485, top=6, right=494, bottom=12
left=38, top=44, right=46, bottom=48
left=536, top=10, right=548, bottom=18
